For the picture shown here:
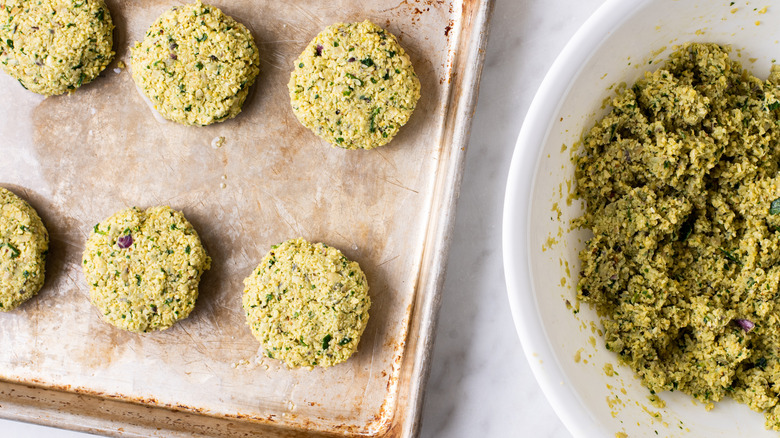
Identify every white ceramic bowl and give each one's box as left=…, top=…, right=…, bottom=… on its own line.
left=503, top=0, right=780, bottom=436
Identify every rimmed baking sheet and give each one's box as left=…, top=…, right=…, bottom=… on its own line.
left=0, top=0, right=493, bottom=436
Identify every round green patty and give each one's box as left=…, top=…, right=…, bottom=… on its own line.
left=288, top=20, right=421, bottom=150
left=0, top=187, right=48, bottom=311
left=0, top=0, right=114, bottom=96
left=242, top=238, right=371, bottom=368
left=130, top=0, right=260, bottom=126
left=82, top=206, right=211, bottom=333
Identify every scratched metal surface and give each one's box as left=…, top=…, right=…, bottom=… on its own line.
left=0, top=0, right=492, bottom=436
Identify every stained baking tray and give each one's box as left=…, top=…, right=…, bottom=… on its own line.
left=0, top=0, right=493, bottom=436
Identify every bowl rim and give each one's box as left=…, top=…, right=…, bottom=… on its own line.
left=502, top=0, right=650, bottom=436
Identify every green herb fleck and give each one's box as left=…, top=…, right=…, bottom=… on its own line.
left=196, top=61, right=204, bottom=70
left=360, top=58, right=374, bottom=67
left=345, top=72, right=363, bottom=86
left=369, top=107, right=380, bottom=133
left=770, top=198, right=780, bottom=215
left=719, top=247, right=741, bottom=265
left=195, top=34, right=207, bottom=42
left=322, top=334, right=332, bottom=350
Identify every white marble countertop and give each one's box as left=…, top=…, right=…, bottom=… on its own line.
left=0, top=1, right=606, bottom=436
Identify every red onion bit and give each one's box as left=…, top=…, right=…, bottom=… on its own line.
left=734, top=318, right=755, bottom=332
left=117, top=234, right=133, bottom=249
left=315, top=44, right=323, bottom=56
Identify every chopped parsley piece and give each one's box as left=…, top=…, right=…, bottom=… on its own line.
left=719, top=247, right=741, bottom=265
left=345, top=72, right=363, bottom=86
left=369, top=107, right=380, bottom=133
left=1, top=242, right=20, bottom=259
left=770, top=197, right=780, bottom=215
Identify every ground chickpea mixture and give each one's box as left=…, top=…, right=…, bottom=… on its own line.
left=131, top=0, right=259, bottom=126
left=243, top=238, right=370, bottom=368
left=82, top=206, right=211, bottom=333
left=0, top=187, right=48, bottom=311
left=0, top=0, right=114, bottom=96
left=288, top=20, right=420, bottom=150
left=575, top=43, right=780, bottom=429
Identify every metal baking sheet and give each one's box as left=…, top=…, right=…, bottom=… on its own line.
left=0, top=0, right=493, bottom=436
